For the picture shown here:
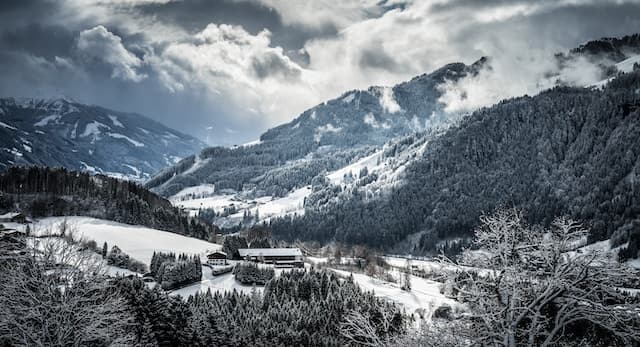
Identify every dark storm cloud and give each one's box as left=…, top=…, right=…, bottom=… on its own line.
left=358, top=42, right=406, bottom=73
left=251, top=52, right=301, bottom=80
left=0, top=24, right=76, bottom=60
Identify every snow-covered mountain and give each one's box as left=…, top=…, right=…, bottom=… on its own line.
left=146, top=57, right=489, bottom=199
left=0, top=97, right=205, bottom=180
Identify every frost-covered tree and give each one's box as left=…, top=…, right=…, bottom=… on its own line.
left=0, top=237, right=133, bottom=346
left=445, top=209, right=640, bottom=346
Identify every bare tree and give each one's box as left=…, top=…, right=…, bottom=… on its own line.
left=340, top=301, right=401, bottom=347
left=0, top=226, right=133, bottom=346
left=444, top=209, right=640, bottom=347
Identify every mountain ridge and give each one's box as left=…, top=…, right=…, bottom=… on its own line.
left=0, top=97, right=206, bottom=180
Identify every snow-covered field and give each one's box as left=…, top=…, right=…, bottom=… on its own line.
left=330, top=268, right=457, bottom=318
left=172, top=193, right=243, bottom=212
left=228, top=186, right=311, bottom=222
left=10, top=216, right=221, bottom=265
left=171, top=269, right=260, bottom=297
left=171, top=185, right=312, bottom=225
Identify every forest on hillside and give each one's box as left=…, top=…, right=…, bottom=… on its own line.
left=271, top=71, right=640, bottom=258
left=0, top=166, right=216, bottom=240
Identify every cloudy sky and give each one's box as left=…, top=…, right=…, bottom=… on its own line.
left=1, top=0, right=639, bottom=144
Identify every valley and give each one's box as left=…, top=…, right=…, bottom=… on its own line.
left=1, top=9, right=640, bottom=343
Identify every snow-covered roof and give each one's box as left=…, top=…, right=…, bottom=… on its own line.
left=238, top=248, right=302, bottom=257
left=0, top=212, right=22, bottom=219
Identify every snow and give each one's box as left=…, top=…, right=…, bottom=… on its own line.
left=363, top=112, right=390, bottom=129
left=628, top=258, right=640, bottom=269
left=34, top=114, right=61, bottom=127
left=342, top=92, right=355, bottom=103
left=172, top=193, right=240, bottom=211
left=249, top=186, right=311, bottom=220
left=314, top=123, right=342, bottom=141
left=138, top=127, right=150, bottom=135
left=164, top=131, right=179, bottom=139
left=327, top=150, right=383, bottom=185
left=6, top=148, right=22, bottom=157
left=182, top=155, right=210, bottom=176
left=0, top=121, right=16, bottom=130
left=330, top=269, right=456, bottom=317
left=170, top=270, right=261, bottom=297
left=108, top=132, right=145, bottom=147
left=122, top=164, right=142, bottom=177
left=35, top=130, right=45, bottom=134
left=22, top=144, right=32, bottom=153
left=22, top=217, right=221, bottom=265
left=238, top=139, right=262, bottom=147
left=379, top=87, right=402, bottom=113
left=171, top=184, right=217, bottom=200
left=70, top=121, right=78, bottom=138
left=590, top=54, right=640, bottom=88
left=616, top=54, right=640, bottom=73
left=108, top=115, right=124, bottom=127
left=80, top=121, right=109, bottom=137
left=80, top=161, right=100, bottom=174
left=0, top=212, right=22, bottom=219
left=173, top=186, right=311, bottom=225
left=228, top=186, right=312, bottom=223
left=383, top=256, right=482, bottom=276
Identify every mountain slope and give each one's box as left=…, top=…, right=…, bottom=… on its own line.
left=0, top=166, right=217, bottom=240
left=0, top=97, right=205, bottom=180
left=270, top=71, right=640, bottom=255
left=146, top=58, right=488, bottom=197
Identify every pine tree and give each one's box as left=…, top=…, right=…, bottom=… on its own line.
left=102, top=241, right=108, bottom=258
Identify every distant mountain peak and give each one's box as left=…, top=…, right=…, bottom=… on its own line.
left=0, top=98, right=205, bottom=181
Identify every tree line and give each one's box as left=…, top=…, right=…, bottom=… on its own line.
left=270, top=71, right=640, bottom=259
left=0, top=166, right=218, bottom=241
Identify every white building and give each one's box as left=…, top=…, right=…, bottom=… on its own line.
left=206, top=251, right=228, bottom=266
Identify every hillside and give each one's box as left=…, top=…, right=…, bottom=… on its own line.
left=145, top=57, right=489, bottom=198
left=0, top=97, right=205, bottom=180
left=270, top=71, right=640, bottom=257
left=0, top=166, right=217, bottom=240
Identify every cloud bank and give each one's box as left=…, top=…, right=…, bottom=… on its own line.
left=0, top=0, right=639, bottom=144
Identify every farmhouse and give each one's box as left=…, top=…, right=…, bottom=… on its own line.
left=206, top=251, right=228, bottom=266
left=238, top=248, right=303, bottom=268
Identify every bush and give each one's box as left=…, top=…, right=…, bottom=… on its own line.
left=107, top=246, right=131, bottom=268
left=233, top=262, right=274, bottom=285
left=151, top=252, right=202, bottom=290
left=106, top=245, right=147, bottom=273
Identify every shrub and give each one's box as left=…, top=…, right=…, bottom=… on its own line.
left=233, top=262, right=274, bottom=285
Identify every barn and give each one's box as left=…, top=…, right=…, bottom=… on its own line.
left=238, top=248, right=303, bottom=268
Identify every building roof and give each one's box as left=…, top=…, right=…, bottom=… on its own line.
left=207, top=251, right=227, bottom=258
left=238, top=248, right=302, bottom=257
left=0, top=212, right=23, bottom=219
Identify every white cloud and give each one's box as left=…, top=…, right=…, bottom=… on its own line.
left=148, top=23, right=316, bottom=123
left=40, top=0, right=640, bottom=139
left=77, top=25, right=147, bottom=82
